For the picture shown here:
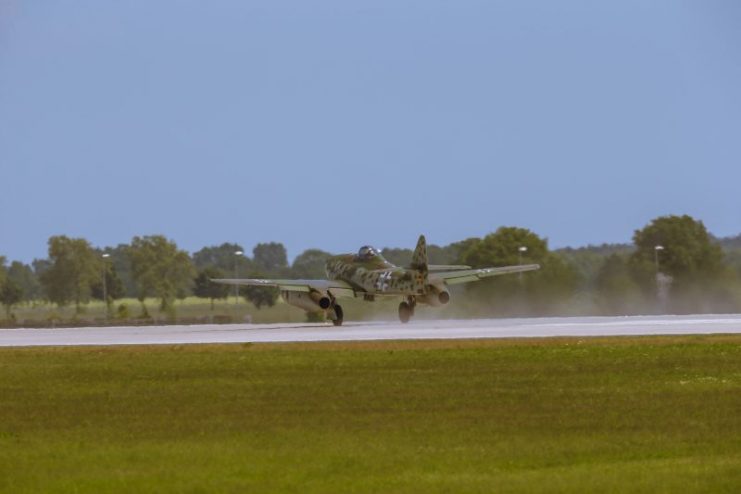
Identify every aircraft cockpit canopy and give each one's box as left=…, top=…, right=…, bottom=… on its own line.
left=357, top=246, right=379, bottom=259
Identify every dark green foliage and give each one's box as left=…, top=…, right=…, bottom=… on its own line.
left=458, top=227, right=549, bottom=268
left=115, top=303, right=130, bottom=320
left=456, top=227, right=580, bottom=316
left=446, top=238, right=480, bottom=265
left=6, top=261, right=40, bottom=301
left=427, top=244, right=458, bottom=264
left=3, top=215, right=741, bottom=323
left=291, top=249, right=332, bottom=278
left=240, top=282, right=279, bottom=309
left=557, top=243, right=634, bottom=291
left=100, top=245, right=138, bottom=297
left=90, top=263, right=125, bottom=303
left=39, top=236, right=102, bottom=312
left=630, top=215, right=734, bottom=313
left=632, top=215, right=724, bottom=283
left=32, top=258, right=51, bottom=279
left=382, top=244, right=457, bottom=267
left=380, top=247, right=412, bottom=267
left=253, top=242, right=288, bottom=275
left=193, top=267, right=230, bottom=309
left=528, top=253, right=581, bottom=312
left=0, top=278, right=23, bottom=319
left=193, top=242, right=253, bottom=276
left=128, top=235, right=195, bottom=313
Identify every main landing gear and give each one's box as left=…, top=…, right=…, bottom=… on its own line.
left=398, top=297, right=416, bottom=324
left=331, top=304, right=344, bottom=326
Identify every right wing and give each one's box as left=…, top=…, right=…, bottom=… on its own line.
left=429, top=264, right=540, bottom=286
left=211, top=278, right=357, bottom=298
left=427, top=264, right=472, bottom=272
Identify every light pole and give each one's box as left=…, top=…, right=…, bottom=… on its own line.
left=518, top=246, right=528, bottom=282
left=101, top=253, right=110, bottom=322
left=654, top=245, right=664, bottom=274
left=654, top=245, right=666, bottom=312
left=234, top=250, right=243, bottom=305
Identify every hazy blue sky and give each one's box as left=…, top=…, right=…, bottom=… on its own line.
left=1, top=1, right=739, bottom=263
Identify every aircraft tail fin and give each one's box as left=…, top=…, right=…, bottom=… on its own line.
left=410, top=235, right=428, bottom=272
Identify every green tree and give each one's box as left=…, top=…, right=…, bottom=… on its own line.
left=382, top=243, right=458, bottom=267
left=100, top=244, right=138, bottom=297
left=458, top=227, right=549, bottom=268
left=632, top=215, right=724, bottom=283
left=427, top=244, right=458, bottom=265
left=0, top=256, right=6, bottom=286
left=557, top=243, right=634, bottom=293
left=291, top=249, right=332, bottom=278
left=630, top=215, right=730, bottom=312
left=193, top=243, right=252, bottom=273
left=240, top=282, right=279, bottom=309
left=193, top=267, right=230, bottom=309
left=253, top=242, right=288, bottom=275
left=90, top=263, right=125, bottom=304
left=7, top=261, right=41, bottom=301
left=32, top=259, right=51, bottom=279
left=39, top=236, right=102, bottom=313
left=0, top=279, right=23, bottom=320
left=457, top=227, right=579, bottom=316
left=128, top=235, right=195, bottom=315
left=380, top=248, right=412, bottom=267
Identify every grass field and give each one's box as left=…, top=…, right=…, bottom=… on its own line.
left=1, top=336, right=740, bottom=493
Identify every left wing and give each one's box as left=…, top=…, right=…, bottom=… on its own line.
left=211, top=278, right=356, bottom=298
left=429, top=264, right=540, bottom=286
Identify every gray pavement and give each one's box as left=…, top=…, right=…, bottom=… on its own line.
left=1, top=314, right=740, bottom=347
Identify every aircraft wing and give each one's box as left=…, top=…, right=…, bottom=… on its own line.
left=428, top=264, right=540, bottom=286
left=427, top=264, right=472, bottom=272
left=211, top=278, right=357, bottom=298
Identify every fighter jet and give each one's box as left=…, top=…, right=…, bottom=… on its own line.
left=212, top=235, right=539, bottom=325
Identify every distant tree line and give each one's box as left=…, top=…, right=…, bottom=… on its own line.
left=2, top=214, right=741, bottom=321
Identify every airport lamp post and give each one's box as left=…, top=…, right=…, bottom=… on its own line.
left=234, top=251, right=243, bottom=305
left=518, top=246, right=528, bottom=282
left=654, top=245, right=666, bottom=312
left=101, top=253, right=110, bottom=322
left=654, top=245, right=664, bottom=274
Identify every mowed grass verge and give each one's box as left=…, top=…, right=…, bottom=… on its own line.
left=1, top=336, right=740, bottom=493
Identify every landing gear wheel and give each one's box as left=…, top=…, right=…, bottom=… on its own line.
left=408, top=298, right=416, bottom=317
left=332, top=304, right=344, bottom=326
left=398, top=301, right=412, bottom=324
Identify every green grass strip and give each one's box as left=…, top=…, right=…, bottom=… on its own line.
left=1, top=335, right=740, bottom=493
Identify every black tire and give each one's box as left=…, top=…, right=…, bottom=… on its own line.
left=398, top=302, right=412, bottom=323
left=407, top=297, right=416, bottom=316
left=332, top=304, right=344, bottom=326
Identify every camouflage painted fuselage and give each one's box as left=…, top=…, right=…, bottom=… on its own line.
left=325, top=254, right=427, bottom=296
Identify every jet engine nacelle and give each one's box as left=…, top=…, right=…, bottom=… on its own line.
left=418, top=285, right=451, bottom=307
left=281, top=290, right=332, bottom=312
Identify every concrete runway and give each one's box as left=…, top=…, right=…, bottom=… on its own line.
left=1, top=314, right=740, bottom=347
